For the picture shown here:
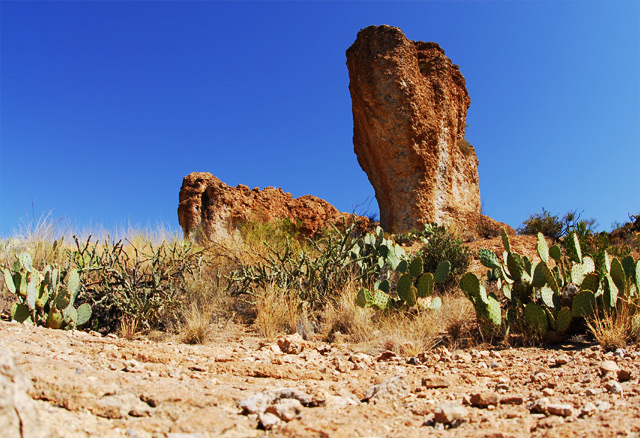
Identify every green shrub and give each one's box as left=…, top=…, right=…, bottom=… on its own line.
left=417, top=224, right=469, bottom=289
left=519, top=208, right=597, bottom=241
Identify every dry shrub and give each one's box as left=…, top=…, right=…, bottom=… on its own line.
left=119, top=316, right=139, bottom=340
left=587, top=299, right=639, bottom=350
left=439, top=295, right=476, bottom=349
left=322, top=282, right=374, bottom=344
left=372, top=310, right=441, bottom=356
left=254, top=283, right=300, bottom=339
left=180, top=302, right=212, bottom=344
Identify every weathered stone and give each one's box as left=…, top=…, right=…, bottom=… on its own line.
left=547, top=403, right=575, bottom=417
left=178, top=173, right=370, bottom=238
left=599, top=360, right=620, bottom=377
left=277, top=334, right=308, bottom=355
left=257, top=412, right=281, bottom=430
left=265, top=398, right=303, bottom=422
left=363, top=375, right=409, bottom=402
left=434, top=403, right=468, bottom=424
left=422, top=376, right=451, bottom=389
left=347, top=25, right=508, bottom=235
left=469, top=392, right=499, bottom=408
left=239, top=393, right=271, bottom=415
left=604, top=380, right=623, bottom=395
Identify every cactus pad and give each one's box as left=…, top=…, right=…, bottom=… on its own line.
left=397, top=274, right=413, bottom=298
left=460, top=272, right=480, bottom=300
left=404, top=286, right=417, bottom=307
left=46, top=308, right=64, bottom=329
left=487, top=294, right=501, bottom=326
left=356, top=288, right=372, bottom=308
left=501, top=228, right=511, bottom=253
left=572, top=290, right=596, bottom=317
left=603, top=274, right=618, bottom=309
left=580, top=272, right=600, bottom=293
left=479, top=249, right=501, bottom=270
left=19, top=252, right=33, bottom=272
left=556, top=307, right=572, bottom=333
left=537, top=233, right=549, bottom=264
left=540, top=286, right=555, bottom=308
left=409, top=256, right=423, bottom=277
left=429, top=296, right=442, bottom=311
left=3, top=268, right=16, bottom=294
left=524, top=303, right=548, bottom=335
left=372, top=289, right=389, bottom=310
left=507, top=253, right=525, bottom=281
left=11, top=303, right=32, bottom=324
left=75, top=303, right=92, bottom=326
left=417, top=273, right=434, bottom=298
left=378, top=279, right=390, bottom=294
left=610, top=257, right=626, bottom=295
left=55, top=289, right=71, bottom=310
left=549, top=245, right=562, bottom=261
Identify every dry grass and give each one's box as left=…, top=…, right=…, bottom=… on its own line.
left=119, top=317, right=140, bottom=340
left=180, top=303, right=213, bottom=344
left=254, top=283, right=301, bottom=339
left=587, top=299, right=639, bottom=350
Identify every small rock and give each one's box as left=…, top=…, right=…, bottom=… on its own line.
left=266, top=398, right=303, bottom=422
left=123, top=359, right=143, bottom=372
left=595, top=400, right=612, bottom=412
left=547, top=403, right=574, bottom=417
left=529, top=397, right=550, bottom=414
left=349, top=353, right=373, bottom=365
left=376, top=350, right=398, bottom=361
left=434, top=403, right=468, bottom=425
left=469, top=392, right=499, bottom=408
left=554, top=354, right=570, bottom=366
left=599, top=360, right=620, bottom=377
left=407, top=357, right=420, bottom=365
left=277, top=334, right=307, bottom=354
left=617, top=369, right=632, bottom=381
left=239, top=393, right=271, bottom=414
left=580, top=402, right=597, bottom=417
left=542, top=388, right=555, bottom=397
left=604, top=380, right=623, bottom=394
left=452, top=351, right=472, bottom=363
left=585, top=388, right=602, bottom=396
left=258, top=412, right=281, bottom=430
left=363, top=375, right=409, bottom=402
left=422, top=376, right=451, bottom=389
left=500, top=395, right=524, bottom=405
left=614, top=348, right=625, bottom=357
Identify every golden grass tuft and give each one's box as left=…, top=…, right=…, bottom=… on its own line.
left=254, top=282, right=301, bottom=339
left=587, top=299, right=639, bottom=350
left=180, top=303, right=213, bottom=344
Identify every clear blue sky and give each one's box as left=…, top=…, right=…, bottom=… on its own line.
left=1, top=1, right=638, bottom=238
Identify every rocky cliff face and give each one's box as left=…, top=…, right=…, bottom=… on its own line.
left=178, top=172, right=364, bottom=239
left=347, top=25, right=481, bottom=234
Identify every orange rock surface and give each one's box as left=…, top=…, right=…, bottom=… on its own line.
left=347, top=25, right=482, bottom=234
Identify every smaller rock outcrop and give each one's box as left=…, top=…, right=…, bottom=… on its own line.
left=178, top=172, right=367, bottom=239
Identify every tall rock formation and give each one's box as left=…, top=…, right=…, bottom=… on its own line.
left=347, top=25, right=481, bottom=234
left=178, top=172, right=370, bottom=239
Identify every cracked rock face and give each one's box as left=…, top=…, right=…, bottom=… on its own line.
left=347, top=25, right=481, bottom=234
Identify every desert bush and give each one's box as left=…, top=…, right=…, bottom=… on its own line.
left=519, top=208, right=596, bottom=240
left=417, top=223, right=469, bottom=289
left=75, top=236, right=205, bottom=334
left=461, top=228, right=640, bottom=345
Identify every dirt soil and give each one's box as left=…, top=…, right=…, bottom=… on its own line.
left=3, top=319, right=640, bottom=438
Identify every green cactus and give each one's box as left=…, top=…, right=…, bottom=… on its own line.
left=572, top=290, right=596, bottom=317
left=434, top=261, right=451, bottom=283
left=524, top=303, right=548, bottom=336
left=479, top=249, right=501, bottom=271
left=555, top=307, right=572, bottom=333
left=417, top=273, right=434, bottom=298
left=549, top=245, right=562, bottom=261
left=537, top=233, right=549, bottom=264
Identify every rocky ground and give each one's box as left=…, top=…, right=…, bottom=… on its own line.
left=2, top=319, right=640, bottom=438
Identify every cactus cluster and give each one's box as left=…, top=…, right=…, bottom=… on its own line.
left=2, top=251, right=92, bottom=329
left=461, top=229, right=640, bottom=340
left=356, top=226, right=450, bottom=311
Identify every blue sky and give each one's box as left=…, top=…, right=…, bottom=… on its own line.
left=1, top=1, right=638, bottom=238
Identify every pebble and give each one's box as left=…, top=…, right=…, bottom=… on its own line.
left=599, top=360, right=620, bottom=377
left=500, top=395, right=524, bottom=405
left=258, top=412, right=280, bottom=430
left=547, top=403, right=574, bottom=417
left=434, top=403, right=468, bottom=424
left=363, top=375, right=409, bottom=402
left=617, top=369, right=632, bottom=381
left=239, top=393, right=271, bottom=414
left=422, top=376, right=451, bottom=389
left=554, top=354, right=570, bottom=366
left=469, top=392, right=499, bottom=408
left=265, top=398, right=303, bottom=422
left=604, top=380, right=623, bottom=395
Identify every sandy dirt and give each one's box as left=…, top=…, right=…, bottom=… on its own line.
left=2, top=318, right=640, bottom=438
